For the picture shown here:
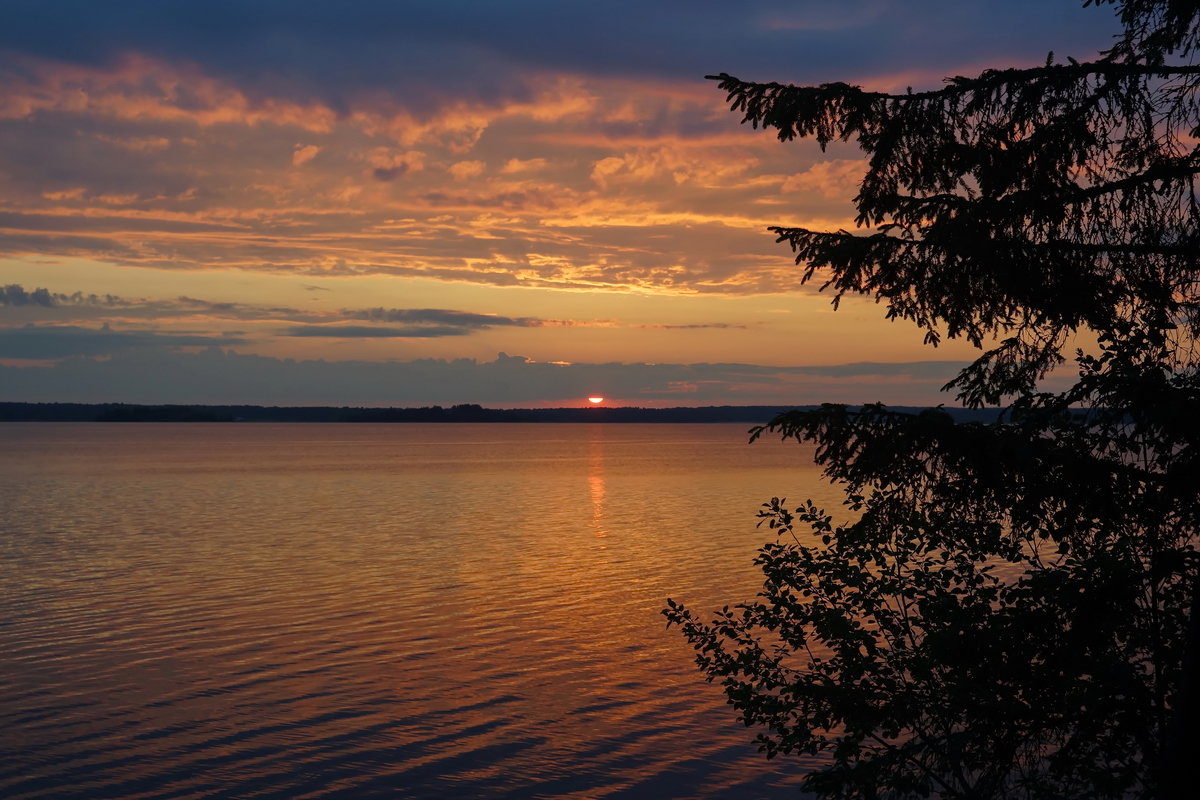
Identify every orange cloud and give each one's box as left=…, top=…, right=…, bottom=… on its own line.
left=292, top=144, right=321, bottom=166
left=348, top=77, right=598, bottom=152
left=780, top=159, right=865, bottom=199
left=0, top=54, right=869, bottom=298
left=590, top=146, right=759, bottom=189
left=365, top=148, right=426, bottom=181
left=449, top=160, right=486, bottom=180
left=0, top=54, right=338, bottom=131
left=95, top=133, right=172, bottom=152
left=499, top=158, right=549, bottom=174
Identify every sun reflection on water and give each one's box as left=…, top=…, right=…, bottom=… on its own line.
left=588, top=426, right=607, bottom=537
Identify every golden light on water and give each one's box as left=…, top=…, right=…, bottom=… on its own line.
left=588, top=397, right=605, bottom=404
left=0, top=422, right=824, bottom=797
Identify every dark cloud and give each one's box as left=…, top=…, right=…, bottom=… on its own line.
left=1, top=285, right=55, bottom=307
left=1, top=285, right=769, bottom=348
left=283, top=324, right=470, bottom=338
left=0, top=285, right=574, bottom=331
left=0, top=285, right=322, bottom=323
left=372, top=165, right=408, bottom=182
left=350, top=308, right=542, bottom=328
left=0, top=284, right=124, bottom=308
left=0, top=348, right=975, bottom=406
left=171, top=297, right=326, bottom=322
left=0, top=4, right=1116, bottom=404
left=0, top=324, right=247, bottom=359
left=0, top=1, right=1121, bottom=115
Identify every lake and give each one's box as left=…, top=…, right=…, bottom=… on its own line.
left=0, top=423, right=841, bottom=799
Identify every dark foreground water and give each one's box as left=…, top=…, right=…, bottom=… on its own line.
left=0, top=423, right=838, bottom=799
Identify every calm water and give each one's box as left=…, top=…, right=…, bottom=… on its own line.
left=0, top=423, right=839, bottom=799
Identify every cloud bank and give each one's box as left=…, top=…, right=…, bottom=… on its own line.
left=0, top=348, right=970, bottom=407
left=0, top=2, right=1122, bottom=293
left=0, top=3, right=1119, bottom=404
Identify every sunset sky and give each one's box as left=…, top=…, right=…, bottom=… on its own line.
left=0, top=1, right=1120, bottom=407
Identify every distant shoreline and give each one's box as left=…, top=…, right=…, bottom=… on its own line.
left=0, top=402, right=1004, bottom=424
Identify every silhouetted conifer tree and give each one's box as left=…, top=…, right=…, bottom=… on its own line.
left=665, top=2, right=1199, bottom=797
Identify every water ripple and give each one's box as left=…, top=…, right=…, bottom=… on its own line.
left=0, top=423, right=829, bottom=798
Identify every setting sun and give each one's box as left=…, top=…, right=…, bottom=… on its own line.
left=587, top=396, right=605, bottom=404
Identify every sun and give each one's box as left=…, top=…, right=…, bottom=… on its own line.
left=587, top=396, right=605, bottom=404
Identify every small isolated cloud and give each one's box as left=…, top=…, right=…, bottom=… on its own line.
left=500, top=158, right=548, bottom=174
left=372, top=165, right=408, bottom=182
left=292, top=143, right=320, bottom=166
left=367, top=148, right=424, bottom=182
left=449, top=160, right=486, bottom=181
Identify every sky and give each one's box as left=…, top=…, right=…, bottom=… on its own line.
left=0, top=0, right=1122, bottom=407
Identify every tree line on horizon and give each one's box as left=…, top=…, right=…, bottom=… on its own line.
left=3, top=400, right=977, bottom=424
